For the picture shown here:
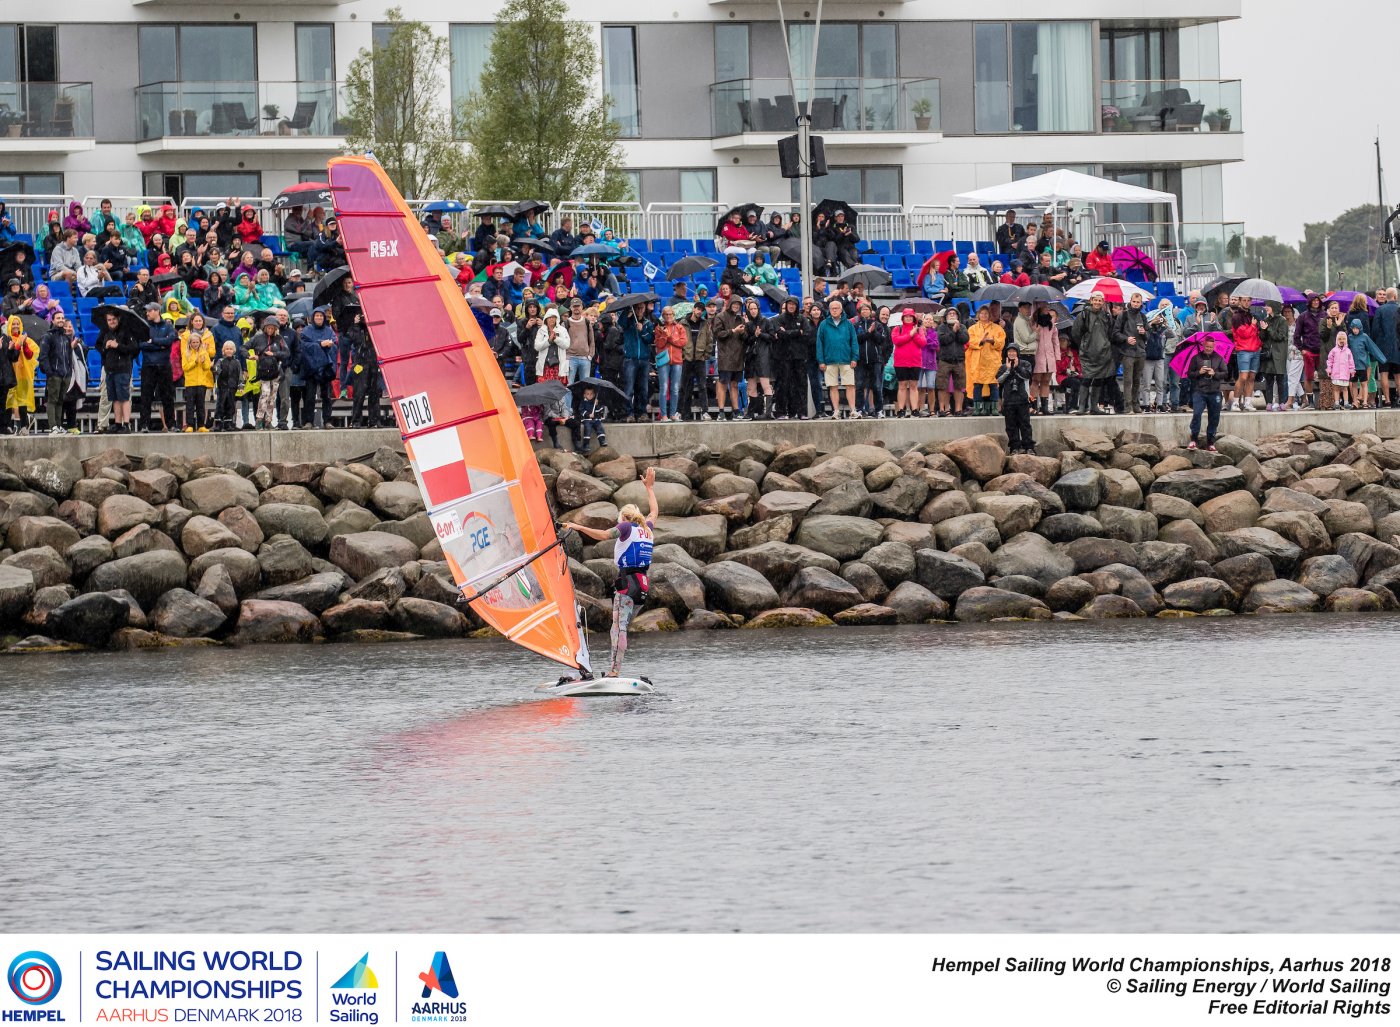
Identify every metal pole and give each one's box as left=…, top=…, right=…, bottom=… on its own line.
left=1325, top=235, right=1330, bottom=292
left=776, top=0, right=822, bottom=307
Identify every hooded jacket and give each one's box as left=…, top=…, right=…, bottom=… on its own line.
left=533, top=315, right=570, bottom=376
left=297, top=308, right=337, bottom=382
left=95, top=318, right=139, bottom=378
left=0, top=201, right=15, bottom=244
left=1326, top=337, right=1354, bottom=382
left=937, top=321, right=969, bottom=364
left=62, top=202, right=90, bottom=236
left=1257, top=311, right=1289, bottom=374
left=4, top=316, right=36, bottom=408
left=141, top=316, right=176, bottom=370
left=771, top=307, right=805, bottom=363
left=712, top=305, right=749, bottom=373
left=39, top=323, right=74, bottom=380
left=1071, top=304, right=1117, bottom=380
left=180, top=325, right=216, bottom=389
left=1371, top=301, right=1400, bottom=365
left=1348, top=320, right=1386, bottom=370
left=816, top=313, right=858, bottom=366
left=891, top=311, right=924, bottom=368
left=1294, top=300, right=1324, bottom=355
left=855, top=314, right=892, bottom=370
left=620, top=310, right=655, bottom=362
left=965, top=319, right=1005, bottom=388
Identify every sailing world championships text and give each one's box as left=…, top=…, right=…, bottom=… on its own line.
left=93, top=952, right=304, bottom=1000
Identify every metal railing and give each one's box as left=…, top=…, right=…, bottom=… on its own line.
left=711, top=76, right=940, bottom=136
left=135, top=80, right=346, bottom=141
left=0, top=82, right=94, bottom=139
left=553, top=202, right=647, bottom=243
left=0, top=196, right=69, bottom=239
left=1099, top=79, right=1242, bottom=134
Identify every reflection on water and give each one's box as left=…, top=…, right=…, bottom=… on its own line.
left=2, top=616, right=1398, bottom=933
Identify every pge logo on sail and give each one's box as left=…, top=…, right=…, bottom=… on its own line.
left=6, top=951, right=64, bottom=1021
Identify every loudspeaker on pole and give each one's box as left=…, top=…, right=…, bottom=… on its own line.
left=777, top=134, right=828, bottom=179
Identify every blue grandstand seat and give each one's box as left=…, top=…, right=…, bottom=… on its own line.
left=975, top=241, right=994, bottom=255
left=867, top=240, right=891, bottom=254
left=954, top=241, right=974, bottom=255
left=913, top=240, right=933, bottom=254
left=696, top=239, right=717, bottom=254
left=260, top=233, right=285, bottom=255
left=891, top=270, right=914, bottom=289
left=672, top=239, right=695, bottom=253
left=935, top=240, right=953, bottom=252
left=891, top=240, right=912, bottom=254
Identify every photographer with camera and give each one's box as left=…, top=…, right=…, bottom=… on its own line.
left=997, top=343, right=1034, bottom=454
left=1187, top=333, right=1228, bottom=452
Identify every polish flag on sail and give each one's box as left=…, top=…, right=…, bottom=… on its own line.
left=409, top=427, right=472, bottom=510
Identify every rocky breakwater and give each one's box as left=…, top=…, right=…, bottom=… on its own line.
left=546, top=422, right=1400, bottom=631
left=0, top=445, right=483, bottom=652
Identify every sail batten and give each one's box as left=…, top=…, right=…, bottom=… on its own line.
left=328, top=156, right=589, bottom=673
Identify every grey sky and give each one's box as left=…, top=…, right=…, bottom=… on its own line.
left=1221, top=0, right=1396, bottom=244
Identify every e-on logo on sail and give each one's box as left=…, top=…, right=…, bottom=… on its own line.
left=409, top=952, right=466, bottom=1023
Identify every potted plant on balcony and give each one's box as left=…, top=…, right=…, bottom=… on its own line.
left=262, top=103, right=281, bottom=135
left=911, top=97, right=933, bottom=132
left=0, top=105, right=24, bottom=138
left=1205, top=107, right=1232, bottom=132
left=1100, top=105, right=1120, bottom=132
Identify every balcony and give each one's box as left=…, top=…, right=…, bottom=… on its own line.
left=0, top=82, right=95, bottom=153
left=1099, top=79, right=1242, bottom=134
left=710, top=77, right=941, bottom=149
left=135, top=80, right=346, bottom=154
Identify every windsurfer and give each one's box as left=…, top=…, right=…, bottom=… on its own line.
left=562, top=467, right=658, bottom=677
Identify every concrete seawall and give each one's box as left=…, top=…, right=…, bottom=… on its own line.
left=3, top=410, right=1398, bottom=464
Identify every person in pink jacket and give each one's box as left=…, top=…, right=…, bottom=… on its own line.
left=890, top=308, right=925, bottom=415
left=1031, top=302, right=1061, bottom=415
left=1326, top=331, right=1354, bottom=392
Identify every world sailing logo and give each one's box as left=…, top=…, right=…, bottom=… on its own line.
left=410, top=952, right=467, bottom=1022
left=331, top=954, right=378, bottom=989
left=329, top=954, right=379, bottom=1023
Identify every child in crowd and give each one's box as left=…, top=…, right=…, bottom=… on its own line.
left=575, top=385, right=607, bottom=454
left=255, top=334, right=282, bottom=430
left=237, top=345, right=260, bottom=428
left=1326, top=331, right=1354, bottom=408
left=214, top=340, right=244, bottom=431
left=996, top=343, right=1034, bottom=454
left=1346, top=318, right=1386, bottom=410
left=1055, top=344, right=1082, bottom=414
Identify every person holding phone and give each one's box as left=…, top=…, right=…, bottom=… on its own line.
left=1187, top=333, right=1228, bottom=452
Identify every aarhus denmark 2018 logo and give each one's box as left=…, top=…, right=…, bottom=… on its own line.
left=8, top=952, right=61, bottom=1005
left=410, top=952, right=466, bottom=1022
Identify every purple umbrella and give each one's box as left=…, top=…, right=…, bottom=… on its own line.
left=1110, top=245, right=1157, bottom=281
left=1326, top=291, right=1378, bottom=314
left=1169, top=332, right=1234, bottom=379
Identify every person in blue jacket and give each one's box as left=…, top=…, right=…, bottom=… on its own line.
left=139, top=302, right=177, bottom=431
left=0, top=200, right=16, bottom=244
left=619, top=306, right=655, bottom=421
left=296, top=306, right=337, bottom=428
left=816, top=298, right=859, bottom=419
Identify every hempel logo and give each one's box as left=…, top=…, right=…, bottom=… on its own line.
left=6, top=951, right=65, bottom=1021
left=368, top=240, right=400, bottom=258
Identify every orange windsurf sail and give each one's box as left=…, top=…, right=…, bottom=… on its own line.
left=327, top=156, right=589, bottom=672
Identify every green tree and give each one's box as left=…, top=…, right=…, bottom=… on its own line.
left=342, top=8, right=471, bottom=200
left=1244, top=204, right=1399, bottom=294
left=459, top=0, right=630, bottom=205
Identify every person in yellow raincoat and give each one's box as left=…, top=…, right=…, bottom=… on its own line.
left=964, top=305, right=1006, bottom=416
left=180, top=312, right=216, bottom=431
left=4, top=315, right=37, bottom=434
left=235, top=340, right=260, bottom=429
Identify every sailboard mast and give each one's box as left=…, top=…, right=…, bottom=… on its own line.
left=326, top=156, right=590, bottom=674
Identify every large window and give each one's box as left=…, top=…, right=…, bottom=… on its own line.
left=787, top=23, right=895, bottom=80
left=975, top=22, right=1093, bottom=133
left=296, top=24, right=334, bottom=82
left=146, top=171, right=261, bottom=204
left=0, top=172, right=61, bottom=194
left=449, top=24, right=494, bottom=110
left=714, top=24, right=748, bottom=82
left=791, top=166, right=901, bottom=207
left=602, top=26, right=640, bottom=137
left=1100, top=26, right=1168, bottom=83
left=0, top=24, right=57, bottom=83
left=138, top=25, right=257, bottom=83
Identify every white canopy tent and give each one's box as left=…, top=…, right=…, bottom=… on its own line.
left=953, top=169, right=1182, bottom=273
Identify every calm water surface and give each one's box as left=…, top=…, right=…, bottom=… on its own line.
left=2, top=618, right=1397, bottom=933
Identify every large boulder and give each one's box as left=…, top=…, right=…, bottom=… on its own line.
left=792, top=455, right=864, bottom=495
left=1052, top=469, right=1105, bottom=512
left=1150, top=466, right=1248, bottom=505
left=717, top=542, right=838, bottom=589
left=1243, top=580, right=1319, bottom=614
left=1060, top=426, right=1115, bottom=458
left=809, top=480, right=873, bottom=518
left=64, top=535, right=114, bottom=582
left=1158, top=519, right=1219, bottom=563
left=913, top=549, right=985, bottom=601
left=1323, top=499, right=1377, bottom=537
left=7, top=515, right=81, bottom=556
left=1255, top=511, right=1330, bottom=557
left=1297, top=555, right=1359, bottom=597
left=1078, top=594, right=1146, bottom=619
left=1094, top=505, right=1158, bottom=543
left=918, top=489, right=973, bottom=526
left=257, top=535, right=317, bottom=588
left=188, top=547, right=261, bottom=598
left=862, top=541, right=917, bottom=589
left=0, top=564, right=37, bottom=622
left=329, top=532, right=420, bottom=580
left=648, top=563, right=706, bottom=619
left=1333, top=533, right=1400, bottom=584
left=883, top=581, right=949, bottom=624
left=318, top=466, right=373, bottom=508
left=322, top=599, right=393, bottom=633
left=1064, top=536, right=1138, bottom=573
left=389, top=597, right=466, bottom=637
left=261, top=484, right=323, bottom=511
left=990, top=533, right=1074, bottom=588
left=793, top=514, right=884, bottom=562
left=554, top=469, right=614, bottom=508
left=840, top=562, right=888, bottom=604
left=1043, top=576, right=1097, bottom=613
left=254, top=503, right=330, bottom=549
left=728, top=515, right=794, bottom=549
left=954, top=586, right=1051, bottom=622
left=325, top=499, right=380, bottom=539
left=942, top=434, right=1005, bottom=482
left=1082, top=563, right=1163, bottom=615
left=973, top=494, right=1041, bottom=538
left=1036, top=512, right=1105, bottom=543
left=181, top=515, right=243, bottom=558
left=151, top=588, right=227, bottom=638
left=1211, top=527, right=1302, bottom=576
left=1200, top=490, right=1261, bottom=534
left=613, top=480, right=693, bottom=516
left=86, top=550, right=187, bottom=608
left=780, top=566, right=863, bottom=614
left=1325, top=588, right=1385, bottom=613
left=97, top=494, right=160, bottom=540
left=834, top=603, right=900, bottom=626
left=369, top=481, right=425, bottom=520
left=1163, top=577, right=1240, bottom=613
left=196, top=564, right=240, bottom=618
left=700, top=562, right=780, bottom=617
left=21, top=457, right=81, bottom=500
left=3, top=546, right=70, bottom=589
left=653, top=514, right=728, bottom=561
left=179, top=473, right=260, bottom=516
left=216, top=506, right=265, bottom=552
left=869, top=476, right=930, bottom=519
left=1131, top=542, right=1198, bottom=589
left=742, top=607, right=835, bottom=629
left=233, top=599, right=322, bottom=643
left=699, top=472, right=760, bottom=504
left=934, top=512, right=1000, bottom=552
left=347, top=566, right=408, bottom=605
left=770, top=444, right=817, bottom=477
left=1211, top=552, right=1276, bottom=597
left=754, top=490, right=821, bottom=524
left=1145, top=493, right=1205, bottom=526
left=1099, top=468, right=1144, bottom=509
left=47, top=592, right=130, bottom=645
left=1261, top=487, right=1328, bottom=517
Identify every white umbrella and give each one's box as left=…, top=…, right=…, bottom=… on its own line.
left=1230, top=278, right=1283, bottom=305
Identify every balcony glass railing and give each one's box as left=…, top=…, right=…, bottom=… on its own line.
left=711, top=77, right=940, bottom=137
left=0, top=82, right=94, bottom=138
left=135, top=81, right=346, bottom=141
left=1099, top=79, right=1241, bottom=133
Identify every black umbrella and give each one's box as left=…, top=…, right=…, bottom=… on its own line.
left=568, top=376, right=627, bottom=402
left=776, top=236, right=821, bottom=270
left=758, top=283, right=790, bottom=306
left=286, top=295, right=315, bottom=319
left=0, top=240, right=36, bottom=279
left=1014, top=284, right=1065, bottom=304
left=835, top=264, right=892, bottom=290
left=17, top=314, right=51, bottom=338
left=1200, top=275, right=1246, bottom=303
left=813, top=198, right=858, bottom=225
left=972, top=283, right=1022, bottom=304
left=153, top=271, right=182, bottom=286
left=272, top=182, right=332, bottom=210
left=714, top=202, right=763, bottom=236
left=512, top=236, right=554, bottom=253
left=90, top=304, right=151, bottom=342
left=474, top=204, right=513, bottom=219
left=605, top=292, right=659, bottom=314
left=510, top=199, right=550, bottom=219
left=893, top=297, right=943, bottom=314
left=666, top=255, right=718, bottom=280
left=312, top=266, right=352, bottom=308
left=512, top=380, right=569, bottom=408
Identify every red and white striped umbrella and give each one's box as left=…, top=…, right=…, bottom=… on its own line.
left=1065, top=277, right=1156, bottom=304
